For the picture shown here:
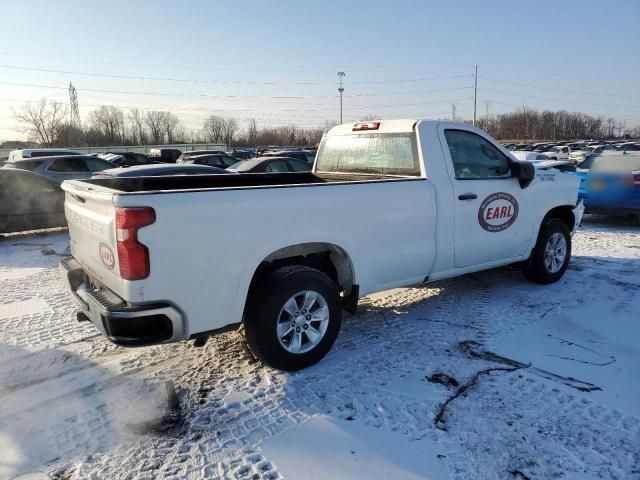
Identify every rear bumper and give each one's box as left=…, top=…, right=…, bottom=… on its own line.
left=59, top=257, right=186, bottom=346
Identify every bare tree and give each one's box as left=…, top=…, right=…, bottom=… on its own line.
left=247, top=118, right=258, bottom=146
left=202, top=115, right=225, bottom=142
left=163, top=112, right=180, bottom=144
left=145, top=110, right=166, bottom=144
left=13, top=98, right=68, bottom=147
left=222, top=118, right=239, bottom=147
left=88, top=106, right=125, bottom=144
left=128, top=108, right=147, bottom=144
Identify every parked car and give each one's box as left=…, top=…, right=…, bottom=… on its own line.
left=615, top=142, right=640, bottom=152
left=176, top=150, right=227, bottom=162
left=231, top=149, right=256, bottom=160
left=94, top=164, right=227, bottom=178
left=577, top=153, right=640, bottom=220
left=7, top=148, right=81, bottom=162
left=532, top=143, right=554, bottom=152
left=98, top=151, right=152, bottom=166
left=511, top=152, right=552, bottom=162
left=513, top=144, right=533, bottom=151
left=569, top=146, right=596, bottom=164
left=0, top=169, right=65, bottom=233
left=2, top=155, right=115, bottom=183
left=148, top=148, right=182, bottom=163
left=60, top=119, right=582, bottom=371
left=227, top=156, right=312, bottom=173
left=542, top=145, right=571, bottom=161
left=510, top=152, right=575, bottom=172
left=178, top=153, right=238, bottom=169
left=263, top=150, right=316, bottom=163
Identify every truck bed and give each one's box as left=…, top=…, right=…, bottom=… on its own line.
left=81, top=172, right=414, bottom=194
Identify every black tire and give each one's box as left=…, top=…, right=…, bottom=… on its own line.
left=522, top=218, right=572, bottom=284
left=244, top=265, right=342, bottom=371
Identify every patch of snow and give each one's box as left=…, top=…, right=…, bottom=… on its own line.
left=494, top=300, right=640, bottom=416
left=261, top=415, right=450, bottom=480
left=0, top=298, right=51, bottom=321
left=222, top=389, right=251, bottom=407
left=0, top=267, right=46, bottom=282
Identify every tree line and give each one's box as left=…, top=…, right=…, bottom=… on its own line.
left=477, top=108, right=639, bottom=141
left=13, top=98, right=336, bottom=148
left=12, top=97, right=639, bottom=149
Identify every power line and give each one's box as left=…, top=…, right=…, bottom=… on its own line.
left=478, top=87, right=640, bottom=109
left=0, top=64, right=473, bottom=87
left=479, top=76, right=639, bottom=99
left=0, top=47, right=477, bottom=74
left=0, top=79, right=473, bottom=102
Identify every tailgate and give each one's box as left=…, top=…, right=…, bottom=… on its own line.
left=62, top=180, right=124, bottom=296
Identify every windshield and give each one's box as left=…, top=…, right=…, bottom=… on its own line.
left=228, top=159, right=258, bottom=171
left=316, top=133, right=420, bottom=176
left=591, top=155, right=640, bottom=172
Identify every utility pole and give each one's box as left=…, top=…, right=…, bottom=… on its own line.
left=473, top=64, right=478, bottom=126
left=337, top=72, right=346, bottom=124
left=69, top=82, right=80, bottom=128
left=522, top=98, right=527, bottom=143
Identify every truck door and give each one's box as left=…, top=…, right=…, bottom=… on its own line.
left=438, top=126, right=533, bottom=268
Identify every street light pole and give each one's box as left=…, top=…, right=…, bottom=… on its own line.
left=473, top=64, right=478, bottom=127
left=337, top=72, right=345, bottom=124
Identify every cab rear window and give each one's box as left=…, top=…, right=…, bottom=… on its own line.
left=315, top=133, right=420, bottom=176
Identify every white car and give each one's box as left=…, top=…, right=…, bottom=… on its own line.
left=8, top=148, right=81, bottom=162
left=60, top=120, right=583, bottom=371
left=543, top=145, right=571, bottom=161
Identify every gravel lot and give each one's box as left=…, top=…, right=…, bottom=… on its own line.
left=0, top=216, right=639, bottom=480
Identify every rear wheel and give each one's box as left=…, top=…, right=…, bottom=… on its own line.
left=522, top=218, right=571, bottom=284
left=244, top=265, right=341, bottom=371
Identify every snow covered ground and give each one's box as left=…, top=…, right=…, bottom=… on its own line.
left=0, top=216, right=638, bottom=480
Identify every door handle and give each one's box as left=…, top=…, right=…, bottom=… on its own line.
left=458, top=193, right=477, bottom=200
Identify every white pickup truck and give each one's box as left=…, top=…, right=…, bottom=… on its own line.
left=60, top=120, right=583, bottom=371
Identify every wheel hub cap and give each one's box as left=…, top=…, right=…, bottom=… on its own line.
left=277, top=290, right=329, bottom=354
left=544, top=232, right=567, bottom=273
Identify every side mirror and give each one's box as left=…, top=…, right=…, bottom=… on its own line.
left=510, top=161, right=535, bottom=188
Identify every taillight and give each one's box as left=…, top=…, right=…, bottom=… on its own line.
left=633, top=172, right=640, bottom=187
left=352, top=121, right=380, bottom=131
left=115, top=207, right=155, bottom=280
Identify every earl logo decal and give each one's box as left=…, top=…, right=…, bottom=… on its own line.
left=478, top=192, right=519, bottom=232
left=99, top=242, right=115, bottom=270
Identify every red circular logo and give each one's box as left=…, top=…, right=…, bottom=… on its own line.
left=478, top=192, right=519, bottom=232
left=99, top=243, right=115, bottom=270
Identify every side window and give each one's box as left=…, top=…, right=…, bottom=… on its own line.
left=85, top=158, right=113, bottom=172
left=48, top=158, right=89, bottom=172
left=266, top=160, right=289, bottom=172
left=287, top=160, right=310, bottom=172
left=444, top=130, right=511, bottom=179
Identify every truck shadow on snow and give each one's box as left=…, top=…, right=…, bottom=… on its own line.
left=0, top=231, right=70, bottom=271
left=0, top=342, right=179, bottom=479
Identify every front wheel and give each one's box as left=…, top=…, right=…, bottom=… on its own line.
left=522, top=218, right=571, bottom=284
left=244, top=265, right=342, bottom=371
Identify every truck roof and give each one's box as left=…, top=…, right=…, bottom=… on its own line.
left=326, top=119, right=421, bottom=135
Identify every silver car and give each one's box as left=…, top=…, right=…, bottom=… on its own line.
left=2, top=155, right=115, bottom=183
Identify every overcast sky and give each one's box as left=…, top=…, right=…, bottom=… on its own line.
left=1, top=0, right=639, bottom=140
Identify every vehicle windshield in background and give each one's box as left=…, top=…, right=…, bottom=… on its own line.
left=591, top=155, right=640, bottom=172
left=315, top=133, right=420, bottom=176
left=228, top=159, right=261, bottom=171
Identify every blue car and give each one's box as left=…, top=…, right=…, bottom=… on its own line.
left=577, top=153, right=640, bottom=219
